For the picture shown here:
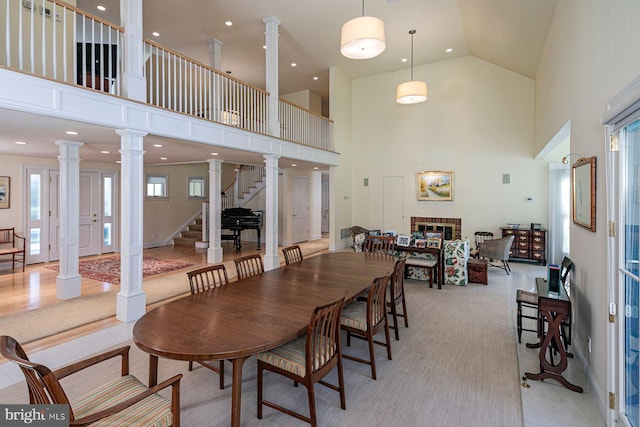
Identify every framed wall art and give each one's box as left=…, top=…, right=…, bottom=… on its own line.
left=396, top=235, right=411, bottom=247
left=571, top=156, right=596, bottom=232
left=0, top=176, right=9, bottom=209
left=417, top=171, right=453, bottom=201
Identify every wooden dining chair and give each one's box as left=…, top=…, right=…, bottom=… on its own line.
left=340, top=274, right=393, bottom=380
left=234, top=253, right=264, bottom=279
left=388, top=256, right=409, bottom=341
left=186, top=264, right=229, bottom=389
left=282, top=244, right=304, bottom=265
left=363, top=235, right=395, bottom=255
left=0, top=335, right=182, bottom=426
left=257, top=296, right=346, bottom=426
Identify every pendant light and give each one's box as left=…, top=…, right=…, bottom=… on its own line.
left=340, top=0, right=385, bottom=60
left=396, top=30, right=427, bottom=104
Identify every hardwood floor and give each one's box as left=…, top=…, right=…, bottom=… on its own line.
left=0, top=240, right=326, bottom=353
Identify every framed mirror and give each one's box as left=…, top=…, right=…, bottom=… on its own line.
left=571, top=156, right=596, bottom=232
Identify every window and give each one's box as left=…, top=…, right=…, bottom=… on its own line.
left=188, top=176, right=206, bottom=198
left=146, top=174, right=168, bottom=198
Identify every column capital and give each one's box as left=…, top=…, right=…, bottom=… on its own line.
left=207, top=158, right=225, bottom=167
left=263, top=155, right=280, bottom=168
left=54, top=140, right=85, bottom=148
left=116, top=128, right=148, bottom=138
left=263, top=16, right=281, bottom=27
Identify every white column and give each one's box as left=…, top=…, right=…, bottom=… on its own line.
left=263, top=155, right=280, bottom=270
left=208, top=159, right=224, bottom=263
left=310, top=171, right=322, bottom=241
left=263, top=16, right=281, bottom=137
left=120, top=0, right=146, bottom=101
left=116, top=129, right=147, bottom=322
left=55, top=140, right=84, bottom=300
left=207, top=38, right=223, bottom=69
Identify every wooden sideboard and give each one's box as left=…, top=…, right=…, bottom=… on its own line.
left=501, top=227, right=547, bottom=265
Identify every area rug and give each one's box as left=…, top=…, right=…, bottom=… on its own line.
left=45, top=256, right=195, bottom=284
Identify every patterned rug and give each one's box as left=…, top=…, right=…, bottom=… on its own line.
left=46, top=256, right=195, bottom=284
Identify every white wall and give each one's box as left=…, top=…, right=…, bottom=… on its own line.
left=350, top=56, right=544, bottom=240
left=534, top=0, right=640, bottom=413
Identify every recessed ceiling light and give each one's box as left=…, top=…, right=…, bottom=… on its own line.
left=401, top=58, right=407, bottom=63
left=313, top=76, right=319, bottom=80
left=160, top=157, right=167, bottom=160
left=65, top=131, right=78, bottom=135
left=211, top=152, right=218, bottom=156
left=263, top=45, right=267, bottom=49
left=116, top=160, right=121, bottom=164
left=97, top=5, right=106, bottom=11
left=100, top=150, right=110, bottom=154
left=153, top=144, right=163, bottom=147
left=225, top=21, right=233, bottom=26
left=14, top=141, right=27, bottom=145
left=446, top=48, right=453, bottom=53
left=291, top=164, right=297, bottom=167
left=313, top=167, right=319, bottom=170
left=152, top=31, right=160, bottom=37
left=291, top=63, right=297, bottom=67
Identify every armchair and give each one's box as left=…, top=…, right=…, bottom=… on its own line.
left=478, top=235, right=515, bottom=275
left=443, top=238, right=470, bottom=286
left=350, top=226, right=369, bottom=252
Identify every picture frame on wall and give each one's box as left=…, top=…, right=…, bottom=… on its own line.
left=571, top=156, right=596, bottom=232
left=417, top=171, right=453, bottom=201
left=0, top=176, right=9, bottom=209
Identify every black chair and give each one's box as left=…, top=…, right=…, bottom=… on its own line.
left=516, top=256, right=575, bottom=344
left=469, top=231, right=493, bottom=258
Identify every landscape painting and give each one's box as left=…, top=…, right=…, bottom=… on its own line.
left=417, top=171, right=453, bottom=201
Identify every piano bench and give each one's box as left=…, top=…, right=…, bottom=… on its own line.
left=221, top=234, right=240, bottom=251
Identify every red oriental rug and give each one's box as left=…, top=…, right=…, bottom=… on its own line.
left=46, top=256, right=195, bottom=285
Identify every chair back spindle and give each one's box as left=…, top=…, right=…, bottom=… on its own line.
left=187, top=264, right=229, bottom=294
left=234, top=254, right=264, bottom=279
left=282, top=245, right=304, bottom=265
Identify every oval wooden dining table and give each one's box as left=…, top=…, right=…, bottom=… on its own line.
left=133, top=251, right=396, bottom=427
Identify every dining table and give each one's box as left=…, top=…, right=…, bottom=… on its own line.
left=132, top=251, right=396, bottom=427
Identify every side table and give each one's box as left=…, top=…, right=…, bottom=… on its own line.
left=468, top=258, right=488, bottom=284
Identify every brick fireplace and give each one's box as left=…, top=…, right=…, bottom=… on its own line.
left=410, top=217, right=462, bottom=240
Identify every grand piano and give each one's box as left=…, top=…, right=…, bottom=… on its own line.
left=221, top=208, right=263, bottom=251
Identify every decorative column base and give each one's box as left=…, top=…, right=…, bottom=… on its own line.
left=208, top=246, right=223, bottom=263
left=264, top=254, right=280, bottom=271
left=116, top=291, right=146, bottom=323
left=56, top=275, right=81, bottom=300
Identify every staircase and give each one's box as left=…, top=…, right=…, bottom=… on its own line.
left=173, top=218, right=203, bottom=247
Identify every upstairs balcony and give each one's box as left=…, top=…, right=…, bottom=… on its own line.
left=0, top=0, right=333, bottom=153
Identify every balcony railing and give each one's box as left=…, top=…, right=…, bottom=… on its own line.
left=2, top=1, right=333, bottom=151
left=0, top=0, right=123, bottom=94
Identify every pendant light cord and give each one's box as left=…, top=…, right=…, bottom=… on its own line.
left=409, top=29, right=416, bottom=81
left=361, top=0, right=365, bottom=16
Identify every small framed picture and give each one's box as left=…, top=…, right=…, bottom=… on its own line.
left=426, top=237, right=442, bottom=249
left=0, top=176, right=9, bottom=209
left=396, top=235, right=411, bottom=247
left=415, top=239, right=427, bottom=248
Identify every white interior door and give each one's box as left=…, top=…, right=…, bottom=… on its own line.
left=49, top=171, right=100, bottom=260
left=321, top=177, right=329, bottom=234
left=292, top=176, right=309, bottom=243
left=383, top=176, right=404, bottom=234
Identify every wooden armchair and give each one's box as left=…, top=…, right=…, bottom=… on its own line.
left=0, top=227, right=26, bottom=272
left=186, top=264, right=229, bottom=388
left=257, top=297, right=346, bottom=425
left=282, top=244, right=304, bottom=265
left=362, top=235, right=395, bottom=255
left=234, top=253, right=264, bottom=279
left=0, top=335, right=182, bottom=426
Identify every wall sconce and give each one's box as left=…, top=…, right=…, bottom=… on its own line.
left=561, top=153, right=585, bottom=164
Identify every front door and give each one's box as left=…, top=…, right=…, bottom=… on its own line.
left=49, top=171, right=101, bottom=260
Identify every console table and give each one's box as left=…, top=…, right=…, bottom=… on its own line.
left=396, top=246, right=444, bottom=289
left=524, top=277, right=583, bottom=393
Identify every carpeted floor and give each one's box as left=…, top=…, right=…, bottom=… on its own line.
left=0, top=278, right=523, bottom=426
left=45, top=256, right=195, bottom=284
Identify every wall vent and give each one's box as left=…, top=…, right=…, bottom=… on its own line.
left=340, top=227, right=351, bottom=240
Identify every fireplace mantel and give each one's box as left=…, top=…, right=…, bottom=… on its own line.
left=410, top=217, right=462, bottom=240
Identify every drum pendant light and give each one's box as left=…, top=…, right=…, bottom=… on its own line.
left=340, top=0, right=385, bottom=60
left=396, top=30, right=427, bottom=104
